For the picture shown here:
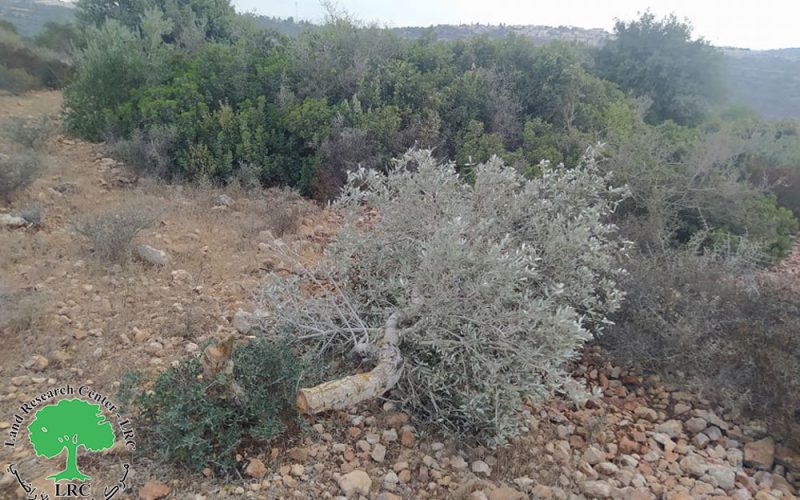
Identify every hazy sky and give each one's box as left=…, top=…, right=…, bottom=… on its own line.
left=232, top=0, right=799, bottom=50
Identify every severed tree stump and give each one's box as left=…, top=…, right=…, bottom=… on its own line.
left=296, top=343, right=404, bottom=414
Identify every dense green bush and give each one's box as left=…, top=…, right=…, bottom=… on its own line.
left=605, top=119, right=798, bottom=261
left=263, top=150, right=627, bottom=445
left=134, top=338, right=308, bottom=472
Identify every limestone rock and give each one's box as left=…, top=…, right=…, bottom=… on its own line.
left=337, top=470, right=372, bottom=497
left=580, top=480, right=612, bottom=498
left=471, top=460, right=492, bottom=476
left=488, top=486, right=525, bottom=500
left=245, top=458, right=268, bottom=479
left=744, top=438, right=775, bottom=470
left=136, top=244, right=168, bottom=266
left=0, top=214, right=27, bottom=228
left=655, top=420, right=683, bottom=439
left=139, top=480, right=170, bottom=500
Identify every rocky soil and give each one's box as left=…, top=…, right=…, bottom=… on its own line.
left=0, top=92, right=798, bottom=499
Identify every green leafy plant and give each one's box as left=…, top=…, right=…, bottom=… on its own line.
left=135, top=338, right=309, bottom=472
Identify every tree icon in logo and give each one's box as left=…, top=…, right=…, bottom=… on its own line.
left=27, top=398, right=116, bottom=482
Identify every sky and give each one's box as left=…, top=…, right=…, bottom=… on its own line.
left=232, top=0, right=800, bottom=50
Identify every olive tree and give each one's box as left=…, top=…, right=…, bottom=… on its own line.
left=261, top=148, right=628, bottom=445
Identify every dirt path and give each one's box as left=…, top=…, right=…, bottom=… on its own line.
left=1, top=92, right=798, bottom=499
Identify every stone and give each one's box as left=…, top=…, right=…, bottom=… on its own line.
left=27, top=354, right=49, bottom=371
left=579, top=480, right=613, bottom=498
left=634, top=406, right=658, bottom=422
left=471, top=460, right=492, bottom=476
left=450, top=455, right=468, bottom=471
left=775, top=445, right=800, bottom=471
left=512, top=477, right=534, bottom=491
left=674, top=403, right=692, bottom=416
left=655, top=420, right=683, bottom=439
left=531, top=485, right=553, bottom=498
left=171, top=269, right=192, bottom=282
left=596, top=462, right=619, bottom=476
left=705, top=425, right=722, bottom=441
left=288, top=447, right=308, bottom=462
left=744, top=438, right=775, bottom=470
left=400, top=430, right=415, bottom=447
left=216, top=194, right=235, bottom=207
left=685, top=417, right=708, bottom=434
left=488, top=486, right=525, bottom=500
left=371, top=443, right=387, bottom=463
left=382, top=428, right=398, bottom=443
left=583, top=446, right=606, bottom=465
left=139, top=480, right=170, bottom=500
left=377, top=493, right=402, bottom=500
left=706, top=464, right=736, bottom=490
left=245, top=458, right=268, bottom=479
left=337, top=470, right=372, bottom=497
left=232, top=309, right=270, bottom=334
left=679, top=454, right=708, bottom=478
left=0, top=213, right=27, bottom=228
left=136, top=244, right=168, bottom=266
left=693, top=433, right=710, bottom=448
left=290, top=464, right=304, bottom=477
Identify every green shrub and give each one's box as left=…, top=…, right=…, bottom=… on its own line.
left=134, top=338, right=308, bottom=472
left=263, top=149, right=627, bottom=445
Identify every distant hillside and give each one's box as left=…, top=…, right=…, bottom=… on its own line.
left=0, top=0, right=73, bottom=37
left=724, top=48, right=800, bottom=119
left=391, top=24, right=610, bottom=46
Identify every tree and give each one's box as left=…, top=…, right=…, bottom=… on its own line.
left=595, top=12, right=725, bottom=126
left=265, top=149, right=628, bottom=445
left=27, top=398, right=115, bottom=482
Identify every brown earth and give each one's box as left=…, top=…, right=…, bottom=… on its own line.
left=0, top=92, right=798, bottom=499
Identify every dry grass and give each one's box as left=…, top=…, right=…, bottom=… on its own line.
left=74, top=202, right=157, bottom=263
left=0, top=286, right=48, bottom=333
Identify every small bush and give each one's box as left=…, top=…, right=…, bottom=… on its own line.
left=602, top=234, right=800, bottom=446
left=0, top=286, right=47, bottom=333
left=4, top=116, right=56, bottom=150
left=0, top=150, right=46, bottom=203
left=239, top=187, right=308, bottom=242
left=0, top=64, right=40, bottom=94
left=19, top=203, right=43, bottom=227
left=109, top=126, right=178, bottom=178
left=134, top=338, right=308, bottom=472
left=74, top=204, right=155, bottom=262
left=263, top=149, right=627, bottom=445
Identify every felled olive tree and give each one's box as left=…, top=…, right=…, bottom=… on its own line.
left=260, top=148, right=628, bottom=445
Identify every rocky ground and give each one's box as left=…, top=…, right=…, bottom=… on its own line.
left=0, top=92, right=798, bottom=499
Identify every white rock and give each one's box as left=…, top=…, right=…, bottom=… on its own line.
left=371, top=443, right=386, bottom=463
left=580, top=480, right=612, bottom=498
left=685, top=417, right=708, bottom=434
left=136, top=244, right=168, bottom=266
left=0, top=214, right=27, bottom=228
left=337, top=470, right=372, bottom=497
left=583, top=446, right=606, bottom=465
left=471, top=460, right=491, bottom=476
left=706, top=464, right=736, bottom=490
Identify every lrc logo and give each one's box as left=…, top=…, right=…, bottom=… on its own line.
left=55, top=482, right=92, bottom=497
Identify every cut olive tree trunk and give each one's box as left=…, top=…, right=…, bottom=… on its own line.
left=296, top=343, right=403, bottom=414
